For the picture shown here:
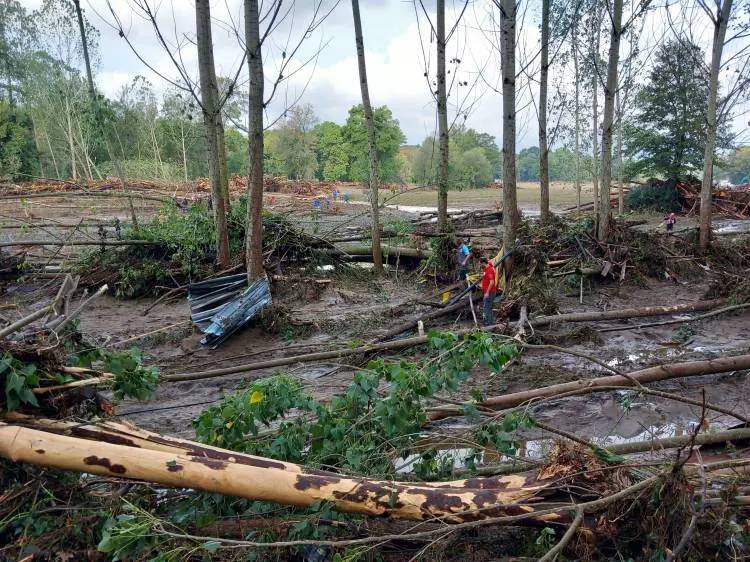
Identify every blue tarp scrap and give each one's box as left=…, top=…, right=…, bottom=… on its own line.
left=187, top=274, right=272, bottom=348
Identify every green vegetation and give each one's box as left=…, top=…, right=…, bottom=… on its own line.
left=409, top=126, right=501, bottom=188
left=625, top=40, right=729, bottom=179
left=626, top=178, right=681, bottom=212
left=195, top=331, right=520, bottom=477
left=0, top=101, right=36, bottom=180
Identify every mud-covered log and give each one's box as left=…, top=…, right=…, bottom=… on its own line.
left=0, top=423, right=564, bottom=524
left=529, top=299, right=727, bottom=327
left=429, top=354, right=750, bottom=420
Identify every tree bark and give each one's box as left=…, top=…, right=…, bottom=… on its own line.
left=597, top=0, right=623, bottom=242
left=429, top=353, right=750, bottom=420
left=245, top=0, right=265, bottom=280
left=538, top=0, right=551, bottom=223
left=351, top=0, right=383, bottom=271
left=699, top=0, right=733, bottom=252
left=196, top=0, right=231, bottom=268
left=436, top=0, right=450, bottom=232
left=500, top=0, right=519, bottom=247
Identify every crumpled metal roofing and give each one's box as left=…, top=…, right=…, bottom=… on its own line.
left=188, top=273, right=272, bottom=348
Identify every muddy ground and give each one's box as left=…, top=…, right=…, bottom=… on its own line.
left=1, top=189, right=749, bottom=464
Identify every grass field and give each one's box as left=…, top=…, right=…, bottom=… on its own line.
left=352, top=181, right=600, bottom=211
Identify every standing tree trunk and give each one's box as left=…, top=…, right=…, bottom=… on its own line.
left=351, top=0, right=383, bottom=271
left=180, top=121, right=188, bottom=182
left=245, top=0, right=265, bottom=280
left=573, top=22, right=581, bottom=213
left=597, top=0, right=623, bottom=242
left=700, top=0, right=733, bottom=252
left=591, top=74, right=599, bottom=219
left=538, top=0, right=551, bottom=223
left=436, top=0, right=450, bottom=232
left=616, top=89, right=624, bottom=214
left=500, top=0, right=519, bottom=247
left=196, top=0, right=231, bottom=268
left=72, top=0, right=94, bottom=97
left=65, top=99, right=77, bottom=180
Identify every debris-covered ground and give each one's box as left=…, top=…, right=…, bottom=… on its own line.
left=1, top=179, right=749, bottom=561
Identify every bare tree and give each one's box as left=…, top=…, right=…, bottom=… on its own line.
left=436, top=0, right=450, bottom=232
left=539, top=0, right=551, bottom=222
left=196, top=0, right=230, bottom=268
left=351, top=0, right=383, bottom=271
left=699, top=0, right=734, bottom=252
left=245, top=0, right=265, bottom=281
left=72, top=0, right=94, bottom=97
left=499, top=0, right=519, bottom=247
left=573, top=19, right=581, bottom=212
left=597, top=0, right=624, bottom=241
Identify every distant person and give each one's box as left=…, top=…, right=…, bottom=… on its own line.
left=456, top=240, right=471, bottom=281
left=664, top=212, right=676, bottom=234
left=343, top=192, right=350, bottom=203
left=480, top=256, right=497, bottom=326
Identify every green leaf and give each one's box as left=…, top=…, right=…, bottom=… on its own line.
left=202, top=540, right=221, bottom=552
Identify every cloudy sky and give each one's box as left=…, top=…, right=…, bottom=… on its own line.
left=19, top=0, right=750, bottom=148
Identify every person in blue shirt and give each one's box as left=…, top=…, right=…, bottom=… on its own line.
left=456, top=240, right=471, bottom=281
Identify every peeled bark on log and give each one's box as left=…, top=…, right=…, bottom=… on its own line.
left=428, top=354, right=750, bottom=420
left=0, top=423, right=562, bottom=523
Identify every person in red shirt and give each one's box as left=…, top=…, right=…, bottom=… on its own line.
left=480, top=257, right=497, bottom=326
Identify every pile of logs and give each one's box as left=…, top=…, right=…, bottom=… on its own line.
left=678, top=180, right=750, bottom=218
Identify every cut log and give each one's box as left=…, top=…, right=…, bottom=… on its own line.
left=0, top=422, right=562, bottom=524
left=428, top=354, right=750, bottom=420
left=0, top=305, right=52, bottom=338
left=0, top=240, right=159, bottom=248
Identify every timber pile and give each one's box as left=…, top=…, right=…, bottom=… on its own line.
left=678, top=180, right=750, bottom=218
left=0, top=178, right=170, bottom=195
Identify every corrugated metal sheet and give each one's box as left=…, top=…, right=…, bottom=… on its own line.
left=188, top=274, right=272, bottom=348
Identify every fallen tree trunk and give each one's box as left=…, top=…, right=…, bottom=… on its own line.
left=375, top=294, right=480, bottom=342
left=319, top=244, right=431, bottom=259
left=0, top=422, right=561, bottom=524
left=529, top=299, right=727, bottom=328
left=428, top=354, right=750, bottom=420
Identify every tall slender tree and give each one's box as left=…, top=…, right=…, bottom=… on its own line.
left=436, top=0, right=449, bottom=232
left=351, top=0, right=383, bottom=271
left=196, top=0, right=230, bottom=268
left=571, top=20, right=581, bottom=213
left=500, top=0, right=519, bottom=247
left=597, top=0, right=623, bottom=241
left=539, top=0, right=551, bottom=222
left=699, top=0, right=734, bottom=252
left=245, top=0, right=265, bottom=280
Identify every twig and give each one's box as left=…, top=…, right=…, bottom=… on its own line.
left=538, top=507, right=584, bottom=562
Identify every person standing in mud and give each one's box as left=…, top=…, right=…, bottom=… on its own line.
left=456, top=239, right=472, bottom=281
left=663, top=212, right=676, bottom=234
left=480, top=256, right=497, bottom=326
